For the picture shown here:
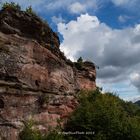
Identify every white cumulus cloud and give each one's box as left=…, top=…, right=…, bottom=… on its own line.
left=58, top=13, right=100, bottom=60
left=57, top=13, right=140, bottom=94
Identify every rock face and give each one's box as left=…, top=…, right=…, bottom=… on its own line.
left=0, top=7, right=60, bottom=48
left=0, top=8, right=96, bottom=140
left=76, top=61, right=96, bottom=90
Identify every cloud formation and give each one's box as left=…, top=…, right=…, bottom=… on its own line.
left=52, top=15, right=66, bottom=24
left=118, top=15, right=131, bottom=23
left=44, top=0, right=99, bottom=14
left=111, top=0, right=140, bottom=13
left=111, top=0, right=130, bottom=6
left=58, top=13, right=140, bottom=92
left=0, top=0, right=103, bottom=14
left=1, top=0, right=140, bottom=16
left=68, top=2, right=86, bottom=14
left=130, top=73, right=140, bottom=92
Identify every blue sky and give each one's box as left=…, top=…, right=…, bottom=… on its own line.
left=1, top=0, right=140, bottom=101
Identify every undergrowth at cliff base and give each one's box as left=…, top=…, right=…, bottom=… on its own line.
left=19, top=89, right=140, bottom=140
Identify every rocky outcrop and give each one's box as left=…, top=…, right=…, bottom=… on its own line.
left=0, top=7, right=60, bottom=48
left=0, top=8, right=96, bottom=140
left=76, top=61, right=96, bottom=90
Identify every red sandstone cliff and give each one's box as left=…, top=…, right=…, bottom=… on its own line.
left=0, top=7, right=96, bottom=140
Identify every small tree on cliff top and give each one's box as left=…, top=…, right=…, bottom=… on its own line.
left=77, top=57, right=83, bottom=63
left=75, top=57, right=83, bottom=69
left=26, top=6, right=36, bottom=15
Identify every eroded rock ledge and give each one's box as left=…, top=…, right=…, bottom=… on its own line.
left=0, top=8, right=96, bottom=140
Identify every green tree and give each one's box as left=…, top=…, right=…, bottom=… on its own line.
left=77, top=57, right=83, bottom=63
left=19, top=120, right=42, bottom=140
left=64, top=90, right=140, bottom=140
left=26, top=6, right=35, bottom=15
left=75, top=57, right=83, bottom=70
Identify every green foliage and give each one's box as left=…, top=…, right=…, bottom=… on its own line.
left=19, top=120, right=42, bottom=140
left=42, top=130, right=65, bottom=140
left=20, top=129, right=74, bottom=140
left=75, top=57, right=83, bottom=70
left=64, top=90, right=140, bottom=140
left=77, top=57, right=83, bottom=63
left=2, top=2, right=21, bottom=10
left=19, top=120, right=67, bottom=140
left=26, top=6, right=36, bottom=15
left=1, top=2, right=37, bottom=16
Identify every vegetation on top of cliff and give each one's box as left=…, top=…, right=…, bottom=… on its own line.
left=74, top=57, right=84, bottom=70
left=25, top=6, right=36, bottom=15
left=1, top=2, right=21, bottom=11
left=1, top=2, right=35, bottom=15
left=76, top=57, right=83, bottom=69
left=74, top=57, right=96, bottom=76
left=19, top=90, right=140, bottom=140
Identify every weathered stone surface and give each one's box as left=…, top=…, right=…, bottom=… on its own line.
left=76, top=61, right=96, bottom=90
left=0, top=8, right=96, bottom=140
left=0, top=8, right=60, bottom=48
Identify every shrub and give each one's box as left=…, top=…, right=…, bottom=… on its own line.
left=19, top=120, right=42, bottom=140
left=77, top=57, right=83, bottom=63
left=75, top=57, right=83, bottom=70
left=42, top=130, right=65, bottom=140
left=64, top=90, right=140, bottom=140
left=2, top=2, right=21, bottom=11
left=19, top=120, right=69, bottom=140
left=26, top=6, right=36, bottom=16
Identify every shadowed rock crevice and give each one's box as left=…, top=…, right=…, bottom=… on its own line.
left=0, top=99, right=4, bottom=108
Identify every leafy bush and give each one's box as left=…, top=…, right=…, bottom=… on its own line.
left=19, top=120, right=42, bottom=140
left=26, top=6, right=36, bottom=16
left=19, top=120, right=67, bottom=140
left=75, top=57, right=83, bottom=70
left=2, top=2, right=21, bottom=10
left=64, top=90, right=140, bottom=140
left=42, top=131, right=65, bottom=140
left=1, top=2, right=37, bottom=16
